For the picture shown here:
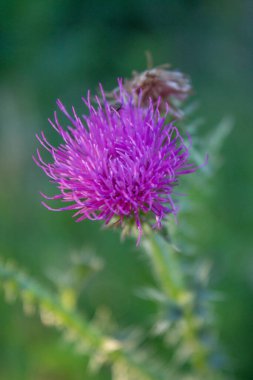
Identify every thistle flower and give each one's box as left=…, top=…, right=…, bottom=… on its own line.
left=120, top=65, right=191, bottom=117
left=34, top=83, right=197, bottom=244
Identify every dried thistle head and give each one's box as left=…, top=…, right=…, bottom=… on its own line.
left=124, top=64, right=191, bottom=117
left=106, top=57, right=192, bottom=118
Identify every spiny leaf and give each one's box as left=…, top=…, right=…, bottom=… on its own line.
left=0, top=257, right=168, bottom=380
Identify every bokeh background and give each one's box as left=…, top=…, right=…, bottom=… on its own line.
left=1, top=1, right=253, bottom=379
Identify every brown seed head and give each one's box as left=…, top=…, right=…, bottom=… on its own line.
left=124, top=65, right=191, bottom=117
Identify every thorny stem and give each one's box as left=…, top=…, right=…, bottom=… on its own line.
left=142, top=231, right=215, bottom=375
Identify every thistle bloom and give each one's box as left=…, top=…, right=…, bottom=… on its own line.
left=34, top=83, right=197, bottom=244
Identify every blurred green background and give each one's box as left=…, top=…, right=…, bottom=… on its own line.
left=0, top=1, right=252, bottom=379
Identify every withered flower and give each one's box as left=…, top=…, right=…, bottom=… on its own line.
left=119, top=64, right=191, bottom=118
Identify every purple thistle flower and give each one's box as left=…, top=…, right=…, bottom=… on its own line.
left=34, top=82, right=197, bottom=244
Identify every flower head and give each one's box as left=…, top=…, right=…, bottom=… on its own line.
left=34, top=82, right=197, bottom=244
left=120, top=65, right=191, bottom=118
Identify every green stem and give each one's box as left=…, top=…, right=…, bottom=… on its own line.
left=143, top=234, right=184, bottom=299
left=142, top=232, right=214, bottom=375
